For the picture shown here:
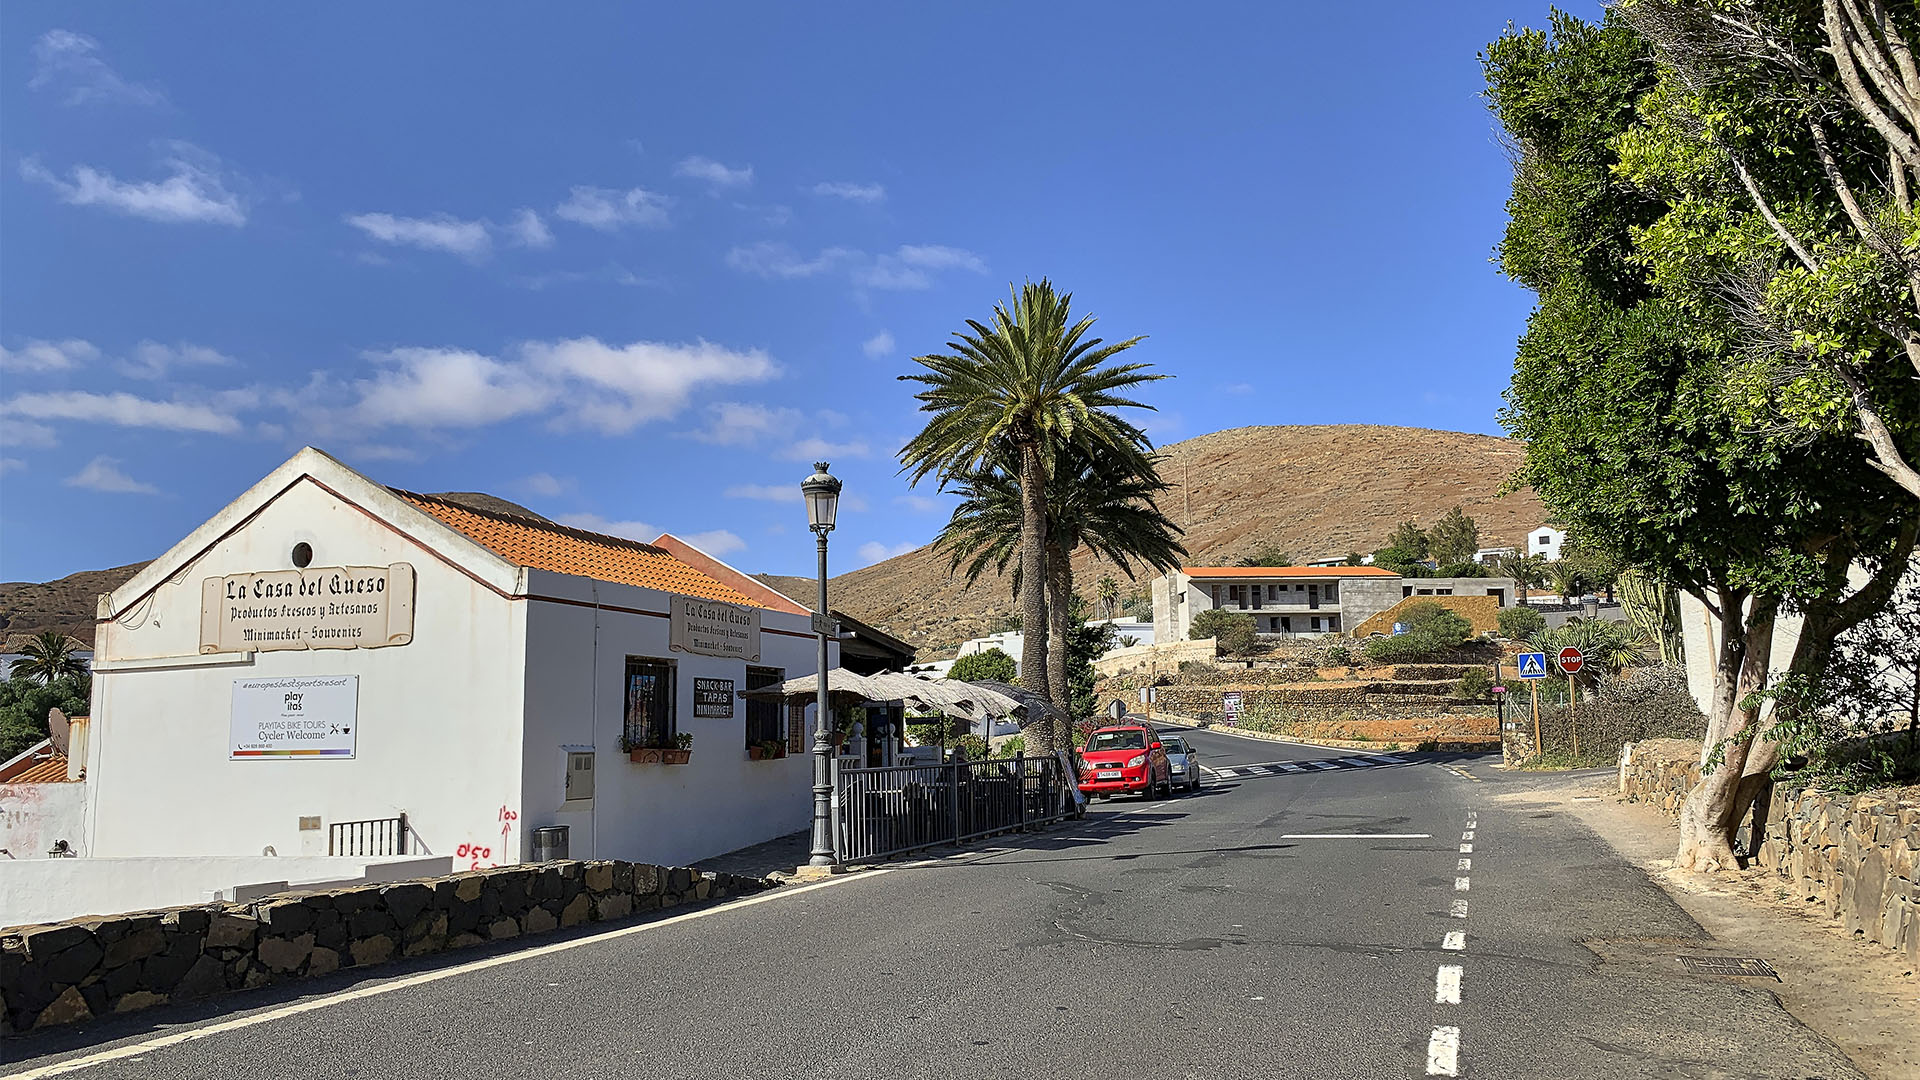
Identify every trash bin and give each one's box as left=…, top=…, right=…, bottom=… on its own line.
left=530, top=825, right=569, bottom=862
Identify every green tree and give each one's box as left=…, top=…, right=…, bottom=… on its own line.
left=1063, top=594, right=1116, bottom=722
left=1497, top=551, right=1549, bottom=606
left=1485, top=8, right=1919, bottom=869
left=1427, top=507, right=1481, bottom=565
left=950, top=648, right=1018, bottom=684
left=1189, top=609, right=1258, bottom=655
left=0, top=674, right=90, bottom=760
left=1386, top=519, right=1429, bottom=559
left=1546, top=560, right=1586, bottom=604
left=1095, top=574, right=1122, bottom=620
left=9, top=632, right=88, bottom=685
left=1497, top=605, right=1548, bottom=643
left=1370, top=545, right=1430, bottom=577
left=900, top=280, right=1164, bottom=750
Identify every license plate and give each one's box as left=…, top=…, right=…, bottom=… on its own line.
left=1097, top=770, right=1121, bottom=779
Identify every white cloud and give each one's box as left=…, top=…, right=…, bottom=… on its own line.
left=66, top=456, right=158, bottom=494
left=686, top=402, right=803, bottom=446
left=2, top=390, right=243, bottom=433
left=861, top=331, right=895, bottom=358
left=29, top=30, right=164, bottom=107
left=782, top=437, right=870, bottom=461
left=681, top=529, right=746, bottom=556
left=857, top=540, right=918, bottom=565
left=0, top=339, right=99, bottom=374
left=811, top=181, right=886, bottom=203
left=675, top=156, right=753, bottom=189
left=726, top=242, right=985, bottom=291
left=345, top=212, right=492, bottom=259
left=0, top=458, right=24, bottom=474
left=724, top=483, right=799, bottom=502
left=517, top=472, right=568, bottom=497
left=507, top=209, right=554, bottom=249
left=0, top=421, right=58, bottom=448
left=21, top=143, right=245, bottom=225
left=351, top=348, right=551, bottom=429
left=522, top=338, right=777, bottom=434
left=554, top=186, right=670, bottom=231
left=120, top=341, right=236, bottom=380
left=856, top=245, right=988, bottom=290
left=555, top=512, right=663, bottom=543
left=894, top=494, right=943, bottom=513
left=725, top=242, right=856, bottom=280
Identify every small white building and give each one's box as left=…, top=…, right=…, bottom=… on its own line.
left=1527, top=526, right=1567, bottom=562
left=1152, top=566, right=1515, bottom=640
left=78, top=448, right=833, bottom=871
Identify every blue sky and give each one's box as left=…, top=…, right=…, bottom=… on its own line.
left=0, top=2, right=1598, bottom=584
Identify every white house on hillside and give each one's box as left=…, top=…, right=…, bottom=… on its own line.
left=79, top=448, right=832, bottom=870
left=1528, top=526, right=1567, bottom=561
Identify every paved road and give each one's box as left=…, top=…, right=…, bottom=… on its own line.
left=6, top=726, right=1862, bottom=1079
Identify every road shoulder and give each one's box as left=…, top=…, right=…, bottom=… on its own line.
left=1489, top=769, right=1920, bottom=1080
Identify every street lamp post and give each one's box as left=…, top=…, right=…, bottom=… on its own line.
left=801, top=462, right=842, bottom=867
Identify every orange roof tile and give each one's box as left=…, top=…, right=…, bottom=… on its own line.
left=396, top=491, right=758, bottom=606
left=0, top=746, right=77, bottom=784
left=1185, top=566, right=1400, bottom=578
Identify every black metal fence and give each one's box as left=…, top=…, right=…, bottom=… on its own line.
left=329, top=812, right=408, bottom=857
left=832, top=755, right=1069, bottom=864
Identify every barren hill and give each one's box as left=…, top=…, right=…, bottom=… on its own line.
left=1, top=428, right=1541, bottom=654
left=759, top=425, right=1543, bottom=654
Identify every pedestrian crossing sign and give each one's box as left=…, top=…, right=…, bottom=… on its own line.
left=1516, top=652, right=1548, bottom=679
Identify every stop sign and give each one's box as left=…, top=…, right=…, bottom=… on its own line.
left=1558, top=646, right=1585, bottom=673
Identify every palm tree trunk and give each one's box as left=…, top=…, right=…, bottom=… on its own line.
left=1046, top=541, right=1074, bottom=750
left=1018, top=440, right=1054, bottom=754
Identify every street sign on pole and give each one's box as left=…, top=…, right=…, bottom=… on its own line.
left=1516, top=652, right=1549, bottom=679
left=1558, top=647, right=1585, bottom=674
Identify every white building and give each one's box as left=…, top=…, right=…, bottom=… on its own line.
left=1527, top=526, right=1567, bottom=561
left=77, top=448, right=833, bottom=871
left=1152, top=566, right=1515, bottom=640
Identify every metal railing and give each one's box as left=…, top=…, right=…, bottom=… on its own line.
left=329, top=812, right=408, bottom=857
left=831, top=755, right=1068, bottom=864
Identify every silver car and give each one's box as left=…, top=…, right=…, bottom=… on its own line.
left=1159, top=733, right=1201, bottom=792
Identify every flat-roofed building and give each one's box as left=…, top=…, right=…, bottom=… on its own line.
left=1153, top=566, right=1516, bottom=640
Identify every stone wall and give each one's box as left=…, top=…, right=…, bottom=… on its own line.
left=1092, top=637, right=1216, bottom=679
left=1619, top=739, right=1920, bottom=960
left=2, top=859, right=768, bottom=1034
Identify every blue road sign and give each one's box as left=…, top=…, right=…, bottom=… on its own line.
left=1516, top=652, right=1549, bottom=679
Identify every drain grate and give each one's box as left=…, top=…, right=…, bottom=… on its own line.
left=1677, top=955, right=1779, bottom=979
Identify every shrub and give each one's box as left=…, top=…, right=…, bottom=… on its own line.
left=1190, top=609, right=1259, bottom=655
left=1455, top=667, right=1493, bottom=699
left=0, top=674, right=89, bottom=760
left=1497, top=605, right=1547, bottom=642
left=951, top=734, right=988, bottom=761
left=1400, top=602, right=1472, bottom=644
left=1364, top=633, right=1446, bottom=664
left=950, top=648, right=1017, bottom=684
left=994, top=735, right=1027, bottom=758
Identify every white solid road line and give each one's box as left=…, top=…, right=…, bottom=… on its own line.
left=1279, top=833, right=1433, bottom=839
left=1451, top=899, right=1469, bottom=918
left=1442, top=931, right=1466, bottom=951
left=1455, top=876, right=1471, bottom=891
left=8, top=871, right=882, bottom=1080
left=1436, top=964, right=1463, bottom=1004
left=1427, top=1026, right=1461, bottom=1076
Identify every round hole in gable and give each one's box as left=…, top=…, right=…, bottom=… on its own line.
left=292, top=542, right=314, bottom=568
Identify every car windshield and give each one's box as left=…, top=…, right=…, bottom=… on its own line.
left=1088, top=729, right=1148, bottom=751
left=1163, top=739, right=1186, bottom=753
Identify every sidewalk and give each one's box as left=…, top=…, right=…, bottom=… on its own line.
left=696, top=830, right=814, bottom=881
left=1488, top=768, right=1920, bottom=1080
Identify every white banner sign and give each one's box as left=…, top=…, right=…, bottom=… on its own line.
left=201, top=564, right=415, bottom=654
left=230, top=675, right=359, bottom=760
left=669, top=593, right=760, bottom=662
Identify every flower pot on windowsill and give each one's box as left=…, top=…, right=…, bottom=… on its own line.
left=662, top=749, right=692, bottom=764
left=626, top=747, right=693, bottom=764
left=747, top=745, right=786, bottom=761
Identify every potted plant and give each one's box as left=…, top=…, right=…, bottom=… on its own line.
left=621, top=733, right=663, bottom=764
left=748, top=739, right=785, bottom=761
left=663, top=732, right=693, bottom=765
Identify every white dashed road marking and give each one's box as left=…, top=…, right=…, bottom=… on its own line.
left=1462, top=830, right=1475, bottom=840
left=1457, top=858, right=1471, bottom=871
left=1435, top=964, right=1462, bottom=1004
left=1277, top=763, right=1305, bottom=772
left=1450, top=899, right=1469, bottom=918
left=1455, top=877, right=1470, bottom=891
left=1427, top=1026, right=1461, bottom=1076
left=1442, top=931, right=1465, bottom=951
left=1459, top=843, right=1472, bottom=853
left=1310, top=761, right=1341, bottom=770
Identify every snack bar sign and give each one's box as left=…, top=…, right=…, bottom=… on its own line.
left=201, top=564, right=415, bottom=654
left=230, top=675, right=359, bottom=759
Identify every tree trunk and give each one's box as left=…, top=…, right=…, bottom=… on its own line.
left=1675, top=592, right=1775, bottom=871
left=1017, top=440, right=1054, bottom=755
left=1046, top=541, right=1075, bottom=753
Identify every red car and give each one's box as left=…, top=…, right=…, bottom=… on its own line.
left=1078, top=724, right=1174, bottom=799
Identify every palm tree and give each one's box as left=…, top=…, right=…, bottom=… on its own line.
left=10, top=631, right=88, bottom=685
left=1096, top=575, right=1121, bottom=621
left=901, top=280, right=1163, bottom=748
left=1547, top=560, right=1585, bottom=606
left=934, top=446, right=1186, bottom=747
left=1497, top=551, right=1549, bottom=606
